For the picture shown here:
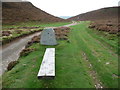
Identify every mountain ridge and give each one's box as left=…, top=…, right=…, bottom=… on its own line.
left=68, top=6, right=119, bottom=21
left=2, top=2, right=66, bottom=24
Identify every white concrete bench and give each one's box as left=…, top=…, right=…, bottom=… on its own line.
left=37, top=48, right=55, bottom=79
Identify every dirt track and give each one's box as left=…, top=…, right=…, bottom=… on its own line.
left=0, top=22, right=78, bottom=75
left=0, top=32, right=41, bottom=75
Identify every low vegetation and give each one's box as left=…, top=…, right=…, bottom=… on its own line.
left=2, top=22, right=118, bottom=88
left=2, top=22, right=71, bottom=29
left=1, top=22, right=71, bottom=45
left=7, top=61, right=19, bottom=71
left=1, top=26, right=43, bottom=45
left=89, top=20, right=119, bottom=34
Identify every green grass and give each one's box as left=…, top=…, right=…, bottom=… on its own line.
left=70, top=22, right=118, bottom=88
left=3, top=22, right=71, bottom=29
left=86, top=23, right=118, bottom=54
left=2, top=22, right=118, bottom=88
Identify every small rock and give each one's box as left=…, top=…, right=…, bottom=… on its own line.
left=98, top=60, right=101, bottom=62
left=23, top=64, right=27, bottom=66
left=106, top=62, right=110, bottom=65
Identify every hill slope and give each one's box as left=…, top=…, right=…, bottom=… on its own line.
left=2, top=2, right=66, bottom=24
left=68, top=6, right=119, bottom=21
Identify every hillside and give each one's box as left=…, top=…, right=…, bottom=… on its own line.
left=68, top=6, right=119, bottom=34
left=68, top=6, right=119, bottom=21
left=2, top=2, right=66, bottom=24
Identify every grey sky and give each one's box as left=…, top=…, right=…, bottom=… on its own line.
left=1, top=0, right=120, bottom=16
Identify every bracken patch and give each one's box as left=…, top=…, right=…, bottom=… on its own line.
left=54, top=27, right=70, bottom=40
left=7, top=61, right=19, bottom=71
left=20, top=48, right=35, bottom=57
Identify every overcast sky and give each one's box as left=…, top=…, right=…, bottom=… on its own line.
left=3, top=0, right=120, bottom=16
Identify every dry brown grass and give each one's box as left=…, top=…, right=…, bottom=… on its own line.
left=89, top=19, right=119, bottom=34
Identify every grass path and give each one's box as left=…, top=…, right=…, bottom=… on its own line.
left=2, top=22, right=118, bottom=88
left=70, top=23, right=118, bottom=88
